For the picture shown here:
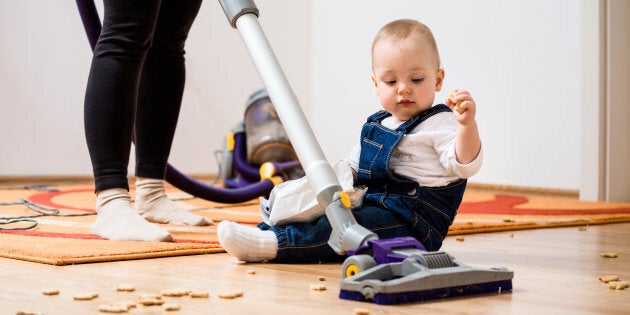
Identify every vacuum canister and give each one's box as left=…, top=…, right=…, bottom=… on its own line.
left=244, top=89, right=299, bottom=166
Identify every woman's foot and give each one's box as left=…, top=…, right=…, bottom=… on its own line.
left=134, top=177, right=213, bottom=226
left=91, top=188, right=173, bottom=242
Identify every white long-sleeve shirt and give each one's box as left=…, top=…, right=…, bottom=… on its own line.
left=346, top=111, right=483, bottom=187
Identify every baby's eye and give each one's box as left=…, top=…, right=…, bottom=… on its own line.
left=411, top=78, right=424, bottom=83
left=384, top=80, right=396, bottom=85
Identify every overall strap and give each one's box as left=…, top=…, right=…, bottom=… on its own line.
left=396, top=104, right=451, bottom=133
left=365, top=110, right=392, bottom=123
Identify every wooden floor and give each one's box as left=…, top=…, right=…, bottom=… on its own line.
left=2, top=221, right=629, bottom=314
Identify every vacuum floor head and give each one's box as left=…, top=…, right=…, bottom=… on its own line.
left=339, top=238, right=513, bottom=305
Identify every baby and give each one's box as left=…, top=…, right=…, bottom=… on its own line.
left=218, top=18, right=482, bottom=263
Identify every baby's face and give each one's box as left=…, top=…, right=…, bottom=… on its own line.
left=371, top=34, right=443, bottom=121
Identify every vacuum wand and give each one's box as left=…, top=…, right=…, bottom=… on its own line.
left=218, top=0, right=377, bottom=254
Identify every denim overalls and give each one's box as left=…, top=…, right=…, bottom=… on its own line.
left=356, top=104, right=467, bottom=251
left=259, top=105, right=467, bottom=263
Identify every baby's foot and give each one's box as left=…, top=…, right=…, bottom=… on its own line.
left=217, top=221, right=277, bottom=262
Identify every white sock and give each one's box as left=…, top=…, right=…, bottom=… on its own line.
left=134, top=177, right=213, bottom=226
left=217, top=221, right=277, bottom=262
left=91, top=188, right=173, bottom=242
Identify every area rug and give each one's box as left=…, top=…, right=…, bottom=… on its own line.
left=1, top=184, right=630, bottom=265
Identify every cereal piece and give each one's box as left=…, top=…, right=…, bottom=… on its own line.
left=16, top=310, right=43, bottom=315
left=73, top=292, right=99, bottom=300
left=137, top=298, right=164, bottom=306
left=599, top=275, right=620, bottom=283
left=137, top=293, right=164, bottom=306
left=112, top=301, right=136, bottom=309
left=502, top=218, right=515, bottom=223
left=137, top=293, right=162, bottom=300
left=354, top=308, right=370, bottom=315
left=246, top=269, right=256, bottom=275
left=456, top=237, right=465, bottom=242
left=578, top=226, right=588, bottom=231
left=97, top=303, right=129, bottom=313
left=161, top=289, right=190, bottom=297
left=600, top=252, right=619, bottom=258
left=162, top=303, right=181, bottom=311
left=116, top=284, right=135, bottom=292
left=190, top=291, right=210, bottom=298
left=218, top=290, right=244, bottom=299
left=42, top=288, right=60, bottom=296
left=310, top=283, right=326, bottom=291
left=448, top=91, right=464, bottom=114
left=317, top=276, right=326, bottom=282
left=607, top=281, right=629, bottom=290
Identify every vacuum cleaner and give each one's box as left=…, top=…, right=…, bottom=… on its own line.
left=77, top=0, right=513, bottom=304
left=216, top=0, right=513, bottom=305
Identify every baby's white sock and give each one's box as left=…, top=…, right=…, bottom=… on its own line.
left=134, top=177, right=213, bottom=226
left=217, top=221, right=277, bottom=262
left=91, top=188, right=173, bottom=242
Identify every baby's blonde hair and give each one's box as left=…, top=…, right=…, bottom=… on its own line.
left=371, top=19, right=441, bottom=69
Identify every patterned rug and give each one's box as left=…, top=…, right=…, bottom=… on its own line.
left=1, top=184, right=630, bottom=265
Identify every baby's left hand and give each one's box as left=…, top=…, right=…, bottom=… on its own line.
left=446, top=89, right=476, bottom=124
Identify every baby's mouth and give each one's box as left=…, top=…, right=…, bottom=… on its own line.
left=398, top=99, right=414, bottom=104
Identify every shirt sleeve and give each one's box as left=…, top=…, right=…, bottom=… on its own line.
left=446, top=143, right=483, bottom=179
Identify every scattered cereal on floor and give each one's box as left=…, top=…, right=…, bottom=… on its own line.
left=599, top=275, right=620, bottom=283
left=73, top=292, right=99, bottom=301
left=116, top=284, right=135, bottom=292
left=310, top=283, right=326, bottom=291
left=161, top=289, right=190, bottom=297
left=42, top=289, right=59, bottom=296
left=600, top=252, right=619, bottom=258
left=190, top=291, right=209, bottom=298
left=162, top=303, right=181, bottom=311
left=218, top=290, right=244, bottom=299
left=607, top=281, right=629, bottom=290
left=97, top=303, right=129, bottom=313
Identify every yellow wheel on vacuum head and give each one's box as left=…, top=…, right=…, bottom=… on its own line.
left=341, top=255, right=377, bottom=279
left=345, top=264, right=360, bottom=278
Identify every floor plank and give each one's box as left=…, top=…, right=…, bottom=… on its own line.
left=2, top=222, right=629, bottom=314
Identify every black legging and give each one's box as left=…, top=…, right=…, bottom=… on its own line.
left=84, top=0, right=203, bottom=192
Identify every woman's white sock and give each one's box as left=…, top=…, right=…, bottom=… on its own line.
left=91, top=188, right=173, bottom=242
left=217, top=221, right=277, bottom=262
left=134, top=177, right=213, bottom=226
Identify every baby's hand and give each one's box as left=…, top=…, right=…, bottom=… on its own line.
left=446, top=89, right=476, bottom=124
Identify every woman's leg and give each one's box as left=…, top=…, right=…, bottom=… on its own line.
left=85, top=0, right=171, bottom=241
left=131, top=0, right=210, bottom=226
left=84, top=0, right=161, bottom=192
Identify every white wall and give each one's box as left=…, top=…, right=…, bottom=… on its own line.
left=1, top=1, right=584, bottom=191
left=311, top=0, right=582, bottom=190
left=0, top=0, right=310, bottom=178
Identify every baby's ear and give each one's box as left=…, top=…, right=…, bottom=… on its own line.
left=435, top=69, right=445, bottom=92
left=371, top=75, right=380, bottom=94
